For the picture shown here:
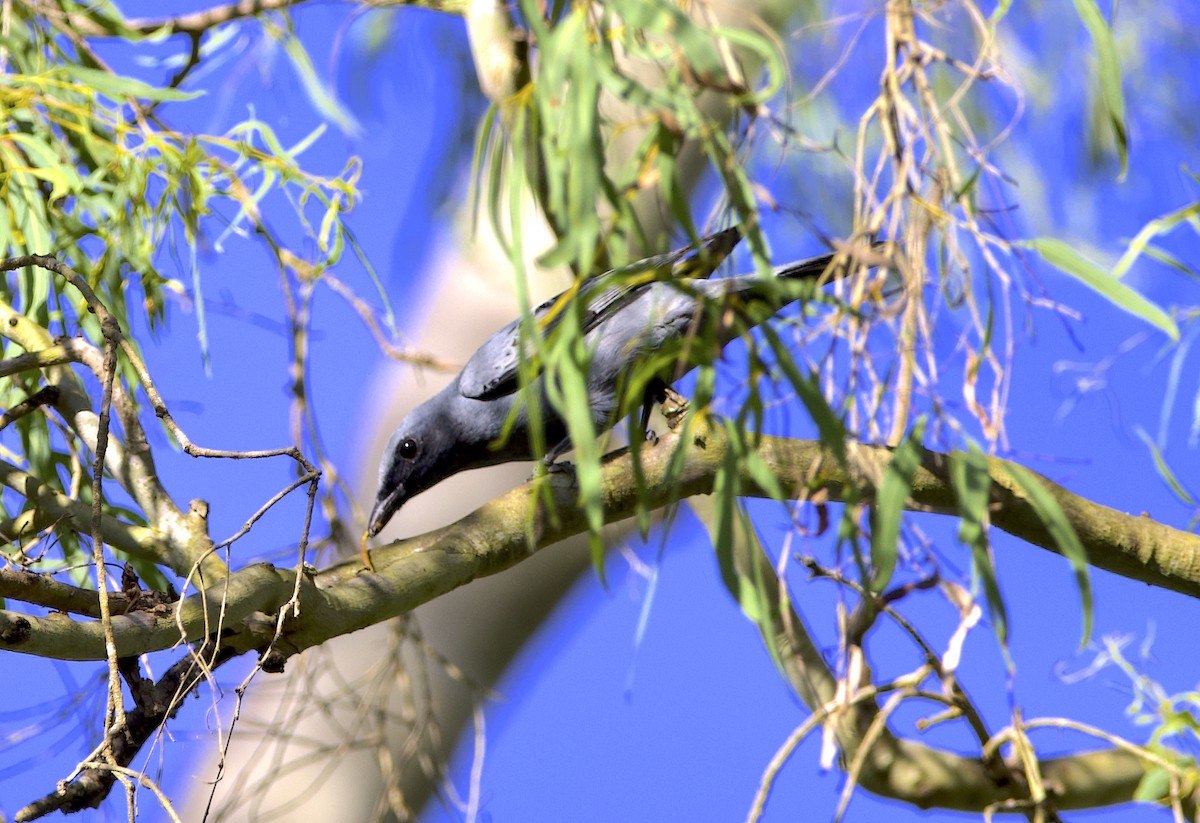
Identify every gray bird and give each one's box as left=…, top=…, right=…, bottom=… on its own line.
left=369, top=227, right=867, bottom=536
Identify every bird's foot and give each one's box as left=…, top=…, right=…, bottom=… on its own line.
left=644, top=428, right=659, bottom=446
left=530, top=459, right=576, bottom=482
left=661, top=388, right=690, bottom=430
left=545, top=459, right=575, bottom=476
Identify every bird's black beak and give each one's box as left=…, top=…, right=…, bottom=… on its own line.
left=367, top=483, right=406, bottom=537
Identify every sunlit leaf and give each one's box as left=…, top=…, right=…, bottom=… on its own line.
left=870, top=418, right=925, bottom=593
left=1071, top=0, right=1128, bottom=178
left=1026, top=238, right=1178, bottom=339
left=61, top=65, right=202, bottom=102
left=1135, top=427, right=1196, bottom=506
left=949, top=442, right=1008, bottom=647
left=1008, top=463, right=1093, bottom=645
left=1132, top=766, right=1171, bottom=802
left=277, top=26, right=360, bottom=135
left=1112, top=201, right=1200, bottom=279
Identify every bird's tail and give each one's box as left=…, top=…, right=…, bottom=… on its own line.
left=772, top=240, right=887, bottom=284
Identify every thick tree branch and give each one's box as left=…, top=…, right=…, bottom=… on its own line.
left=0, top=385, right=60, bottom=431
left=11, top=426, right=1193, bottom=817
left=710, top=500, right=1177, bottom=817
left=5, top=427, right=1196, bottom=664
left=0, top=568, right=136, bottom=618
left=0, top=346, right=73, bottom=378
left=0, top=297, right=143, bottom=509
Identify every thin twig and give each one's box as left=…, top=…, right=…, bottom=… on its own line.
left=89, top=326, right=127, bottom=752
left=15, top=643, right=238, bottom=822
left=320, top=274, right=459, bottom=371
left=0, top=384, right=60, bottom=431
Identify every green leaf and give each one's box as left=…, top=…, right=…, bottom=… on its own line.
left=6, top=133, right=83, bottom=201
left=758, top=324, right=848, bottom=464
left=949, top=443, right=1008, bottom=647
left=1112, top=201, right=1200, bottom=279
left=730, top=424, right=786, bottom=502
left=61, top=65, right=202, bottom=102
left=1132, top=766, right=1171, bottom=802
left=696, top=492, right=786, bottom=674
left=278, top=27, right=360, bottom=135
left=1026, top=238, right=1178, bottom=339
left=544, top=311, right=607, bottom=577
left=1135, top=427, right=1196, bottom=506
left=988, top=0, right=1014, bottom=26
left=1008, top=463, right=1093, bottom=646
left=617, top=1, right=724, bottom=79
left=870, top=419, right=925, bottom=593
left=1071, top=0, right=1128, bottom=178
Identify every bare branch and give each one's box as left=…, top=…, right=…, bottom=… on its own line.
left=0, top=255, right=322, bottom=580
left=24, top=0, right=468, bottom=39
left=14, top=643, right=237, bottom=822
left=0, top=346, right=72, bottom=378
left=0, top=567, right=138, bottom=618
left=89, top=326, right=126, bottom=742
left=319, top=274, right=459, bottom=372
left=0, top=385, right=60, bottom=431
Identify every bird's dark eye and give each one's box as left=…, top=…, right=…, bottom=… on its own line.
left=398, top=438, right=419, bottom=460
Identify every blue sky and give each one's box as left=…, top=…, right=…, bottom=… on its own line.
left=3, top=2, right=1199, bottom=822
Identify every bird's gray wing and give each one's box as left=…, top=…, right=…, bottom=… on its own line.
left=458, top=227, right=742, bottom=401
left=457, top=278, right=655, bottom=401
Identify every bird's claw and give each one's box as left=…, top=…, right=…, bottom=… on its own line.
left=644, top=428, right=659, bottom=446
left=661, top=388, right=690, bottom=430
left=545, top=460, right=575, bottom=476
left=530, top=460, right=576, bottom=483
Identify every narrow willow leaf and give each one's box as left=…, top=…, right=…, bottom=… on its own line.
left=1135, top=427, right=1196, bottom=505
left=62, top=65, right=202, bottom=101
left=728, top=421, right=786, bottom=502
left=988, top=0, right=1014, bottom=26
left=469, top=103, right=501, bottom=241
left=1156, top=329, right=1192, bottom=448
left=7, top=133, right=83, bottom=201
left=1112, top=201, right=1200, bottom=279
left=1141, top=245, right=1199, bottom=283
left=1071, top=0, right=1128, bottom=178
left=697, top=488, right=786, bottom=673
left=949, top=443, right=1008, bottom=646
left=1132, top=766, right=1171, bottom=802
left=714, top=27, right=786, bottom=103
left=711, top=456, right=738, bottom=598
left=617, top=1, right=723, bottom=79
left=1026, top=238, right=1178, bottom=339
left=758, top=323, right=848, bottom=463
left=546, top=318, right=606, bottom=577
left=1008, top=463, right=1093, bottom=645
left=279, top=30, right=360, bottom=135
left=870, top=418, right=925, bottom=593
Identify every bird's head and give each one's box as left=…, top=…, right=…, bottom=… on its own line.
left=368, top=404, right=458, bottom=536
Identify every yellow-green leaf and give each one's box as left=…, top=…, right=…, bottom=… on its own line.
left=1071, top=0, right=1128, bottom=178
left=1026, top=238, right=1178, bottom=340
